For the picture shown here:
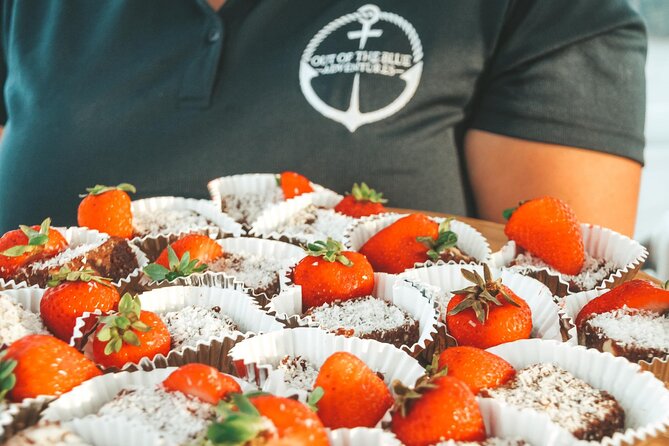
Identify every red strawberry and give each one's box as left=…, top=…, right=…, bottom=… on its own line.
left=359, top=214, right=465, bottom=274
left=77, top=183, right=136, bottom=239
left=278, top=171, right=314, bottom=199
left=437, top=346, right=516, bottom=394
left=391, top=363, right=485, bottom=446
left=40, top=269, right=119, bottom=342
left=0, top=218, right=68, bottom=280
left=3, top=334, right=101, bottom=402
left=334, top=182, right=388, bottom=218
left=575, top=280, right=669, bottom=328
left=144, top=234, right=223, bottom=282
left=91, top=293, right=171, bottom=369
left=446, top=265, right=532, bottom=349
left=504, top=196, right=585, bottom=275
left=292, top=239, right=374, bottom=311
left=163, top=363, right=241, bottom=404
left=313, top=351, right=393, bottom=429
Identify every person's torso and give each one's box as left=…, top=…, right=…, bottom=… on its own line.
left=0, top=0, right=509, bottom=230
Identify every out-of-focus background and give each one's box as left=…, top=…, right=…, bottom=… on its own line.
left=629, top=0, right=669, bottom=278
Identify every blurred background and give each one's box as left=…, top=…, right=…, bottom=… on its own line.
left=629, top=0, right=669, bottom=278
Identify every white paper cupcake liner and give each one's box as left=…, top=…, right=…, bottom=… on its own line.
left=228, top=327, right=424, bottom=402
left=207, top=173, right=342, bottom=225
left=486, top=339, right=669, bottom=446
left=0, top=396, right=54, bottom=443
left=0, top=227, right=148, bottom=295
left=70, top=285, right=280, bottom=373
left=564, top=289, right=669, bottom=386
left=399, top=263, right=568, bottom=345
left=328, top=428, right=402, bottom=446
left=140, top=236, right=305, bottom=306
left=343, top=212, right=492, bottom=268
left=493, top=224, right=648, bottom=298
left=268, top=272, right=440, bottom=359
left=249, top=193, right=351, bottom=246
left=42, top=367, right=256, bottom=446
left=130, top=196, right=243, bottom=258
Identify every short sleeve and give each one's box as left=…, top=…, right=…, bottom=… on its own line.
left=470, top=0, right=647, bottom=164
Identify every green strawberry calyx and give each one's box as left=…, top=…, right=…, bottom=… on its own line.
left=1, top=218, right=53, bottom=257
left=96, top=293, right=150, bottom=355
left=80, top=183, right=136, bottom=198
left=304, top=239, right=353, bottom=267
left=307, top=386, right=324, bottom=412
left=349, top=182, right=387, bottom=204
left=205, top=393, right=272, bottom=445
left=447, top=264, right=519, bottom=324
left=0, top=352, right=17, bottom=401
left=47, top=267, right=112, bottom=288
left=392, top=354, right=448, bottom=418
left=416, top=218, right=460, bottom=262
left=143, top=246, right=208, bottom=282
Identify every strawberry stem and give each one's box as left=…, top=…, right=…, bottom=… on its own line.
left=1, top=218, right=53, bottom=257
left=143, top=246, right=208, bottom=281
left=96, top=293, right=150, bottom=355
left=304, top=238, right=353, bottom=267
left=80, top=183, right=136, bottom=197
left=0, top=352, right=17, bottom=401
left=207, top=393, right=269, bottom=444
left=416, top=218, right=459, bottom=262
left=349, top=182, right=387, bottom=204
left=47, top=267, right=112, bottom=288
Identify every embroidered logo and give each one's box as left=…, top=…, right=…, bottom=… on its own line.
left=299, top=4, right=423, bottom=132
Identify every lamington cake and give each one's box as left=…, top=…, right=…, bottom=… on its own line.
left=272, top=205, right=354, bottom=245
left=221, top=187, right=283, bottom=226
left=160, top=305, right=239, bottom=351
left=509, top=249, right=615, bottom=294
left=92, top=385, right=215, bottom=446
left=580, top=307, right=669, bottom=363
left=0, top=293, right=47, bottom=346
left=444, top=440, right=528, bottom=446
left=133, top=208, right=214, bottom=238
left=303, top=296, right=420, bottom=349
left=13, top=236, right=138, bottom=287
left=276, top=355, right=319, bottom=391
left=2, top=422, right=91, bottom=446
left=209, top=252, right=291, bottom=298
left=480, top=363, right=625, bottom=441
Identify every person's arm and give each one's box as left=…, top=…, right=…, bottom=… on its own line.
left=465, top=130, right=641, bottom=236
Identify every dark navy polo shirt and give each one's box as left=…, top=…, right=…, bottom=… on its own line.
left=0, top=0, right=646, bottom=231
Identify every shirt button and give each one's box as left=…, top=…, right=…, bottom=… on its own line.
left=207, top=28, right=221, bottom=43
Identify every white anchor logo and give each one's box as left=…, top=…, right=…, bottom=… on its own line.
left=299, top=4, right=424, bottom=132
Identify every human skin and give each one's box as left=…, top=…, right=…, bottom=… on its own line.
left=465, top=129, right=642, bottom=236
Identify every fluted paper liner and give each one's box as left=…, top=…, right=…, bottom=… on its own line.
left=71, top=285, right=281, bottom=373
left=0, top=396, right=53, bottom=443
left=493, top=224, right=648, bottom=298
left=328, top=428, right=402, bottom=446
left=228, top=327, right=424, bottom=400
left=139, top=237, right=305, bottom=308
left=268, top=272, right=440, bottom=359
left=399, top=264, right=568, bottom=344
left=486, top=339, right=669, bottom=446
left=249, top=193, right=350, bottom=246
left=42, top=368, right=256, bottom=446
left=565, top=288, right=669, bottom=387
left=207, top=173, right=341, bottom=225
left=131, top=196, right=243, bottom=260
left=0, top=227, right=148, bottom=293
left=343, top=212, right=492, bottom=267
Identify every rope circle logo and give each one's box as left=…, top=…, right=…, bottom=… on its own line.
left=299, top=4, right=424, bottom=132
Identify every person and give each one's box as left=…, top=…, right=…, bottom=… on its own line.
left=0, top=0, right=646, bottom=236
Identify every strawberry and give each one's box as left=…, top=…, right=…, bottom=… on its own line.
left=446, top=265, right=532, bottom=349
left=3, top=334, right=101, bottom=402
left=334, top=182, right=388, bottom=218
left=359, top=214, right=468, bottom=274
left=163, top=363, right=241, bottom=404
left=0, top=218, right=68, bottom=280
left=575, top=279, right=669, bottom=329
left=437, top=346, right=516, bottom=394
left=40, top=268, right=119, bottom=342
left=91, top=293, right=171, bottom=369
left=391, top=358, right=485, bottom=446
left=205, top=393, right=329, bottom=446
left=144, top=234, right=223, bottom=282
left=77, top=183, right=135, bottom=239
left=278, top=171, right=314, bottom=199
left=313, top=351, right=393, bottom=429
left=504, top=196, right=585, bottom=275
left=292, top=239, right=374, bottom=311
